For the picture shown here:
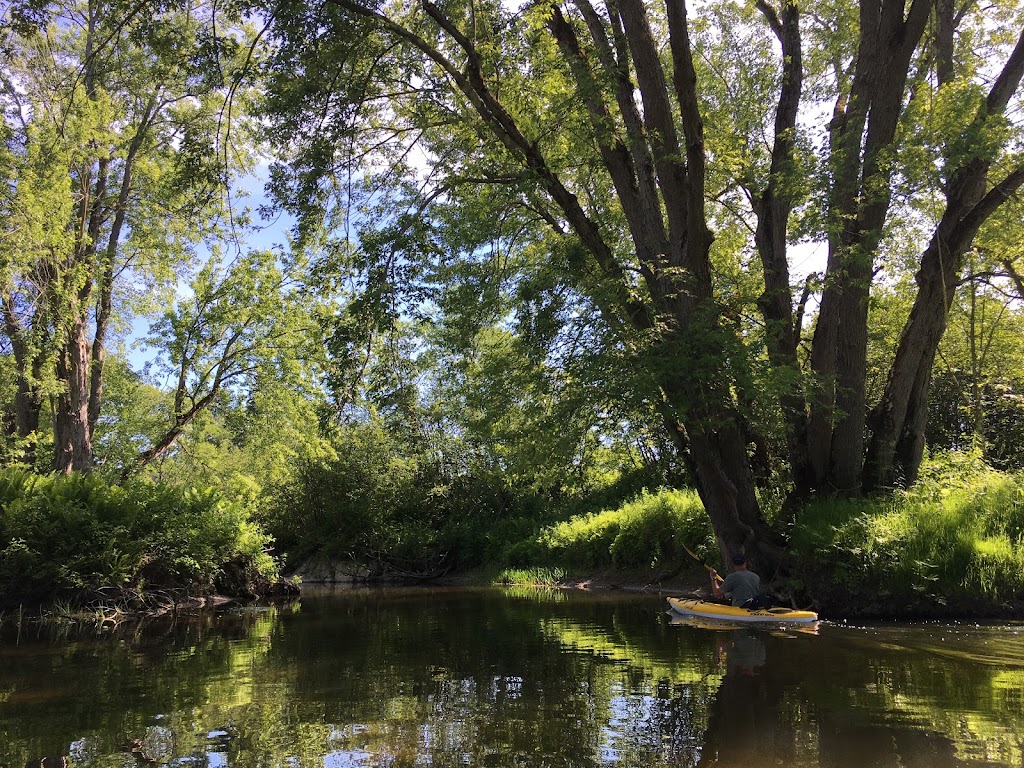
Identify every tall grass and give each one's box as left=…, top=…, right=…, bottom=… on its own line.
left=494, top=567, right=566, bottom=586
left=791, top=453, right=1024, bottom=612
left=507, top=489, right=715, bottom=572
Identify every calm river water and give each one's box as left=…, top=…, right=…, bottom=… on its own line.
left=3, top=586, right=1024, bottom=767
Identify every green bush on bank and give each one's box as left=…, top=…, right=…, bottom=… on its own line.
left=264, top=421, right=560, bottom=574
left=508, top=489, right=715, bottom=571
left=0, top=469, right=278, bottom=606
left=792, top=453, right=1024, bottom=612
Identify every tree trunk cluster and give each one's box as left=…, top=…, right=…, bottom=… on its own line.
left=322, top=0, right=1024, bottom=572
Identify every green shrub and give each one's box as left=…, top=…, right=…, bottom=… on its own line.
left=0, top=469, right=278, bottom=606
left=264, top=422, right=562, bottom=574
left=494, top=566, right=566, bottom=586
left=792, top=452, right=1024, bottom=612
left=528, top=488, right=713, bottom=571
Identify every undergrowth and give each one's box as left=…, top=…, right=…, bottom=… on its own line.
left=791, top=452, right=1024, bottom=613
left=505, top=488, right=716, bottom=573
left=494, top=567, right=566, bottom=586
left=0, top=468, right=280, bottom=609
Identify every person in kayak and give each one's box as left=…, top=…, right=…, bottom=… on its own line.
left=709, top=553, right=769, bottom=608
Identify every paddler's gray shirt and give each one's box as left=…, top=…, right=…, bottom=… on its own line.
left=721, top=570, right=761, bottom=606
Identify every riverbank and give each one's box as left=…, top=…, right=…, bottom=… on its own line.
left=6, top=461, right=1024, bottom=622
left=6, top=561, right=1021, bottom=623
left=449, top=564, right=1024, bottom=621
left=0, top=469, right=295, bottom=618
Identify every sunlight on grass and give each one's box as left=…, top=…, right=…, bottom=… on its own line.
left=528, top=489, right=714, bottom=571
left=494, top=567, right=566, bottom=587
left=793, top=452, right=1024, bottom=608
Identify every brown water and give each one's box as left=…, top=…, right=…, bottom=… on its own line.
left=3, top=586, right=1024, bottom=767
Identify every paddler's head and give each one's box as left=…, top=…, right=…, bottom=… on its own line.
left=731, top=553, right=748, bottom=570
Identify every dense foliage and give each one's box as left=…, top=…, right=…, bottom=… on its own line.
left=508, top=489, right=714, bottom=573
left=2, top=0, right=1024, bottom=612
left=0, top=469, right=278, bottom=607
left=263, top=416, right=674, bottom=576
left=254, top=0, right=1024, bottom=574
left=792, top=454, right=1024, bottom=614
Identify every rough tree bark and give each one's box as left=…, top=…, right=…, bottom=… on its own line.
left=52, top=88, right=155, bottom=473
left=805, top=0, right=931, bottom=495
left=1, top=295, right=46, bottom=460
left=53, top=317, right=95, bottom=474
left=53, top=153, right=108, bottom=474
left=863, top=29, right=1024, bottom=490
left=747, top=0, right=810, bottom=495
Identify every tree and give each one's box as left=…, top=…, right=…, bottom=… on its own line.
left=128, top=247, right=324, bottom=479
left=258, top=0, right=1024, bottom=570
left=261, top=0, right=785, bottom=568
left=862, top=17, right=1024, bottom=491
left=925, top=246, right=1024, bottom=468
left=0, top=0, right=253, bottom=472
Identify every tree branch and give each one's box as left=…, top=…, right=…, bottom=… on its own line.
left=986, top=27, right=1024, bottom=116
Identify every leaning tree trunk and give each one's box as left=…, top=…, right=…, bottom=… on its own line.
left=865, top=164, right=1024, bottom=490
left=863, top=29, right=1024, bottom=491
left=687, top=417, right=787, bottom=574
left=805, top=0, right=931, bottom=496
left=88, top=105, right=151, bottom=436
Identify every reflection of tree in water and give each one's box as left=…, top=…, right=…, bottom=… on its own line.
left=696, top=630, right=786, bottom=767
left=5, top=593, right=1024, bottom=767
left=0, top=607, right=284, bottom=768
left=720, top=630, right=767, bottom=674
left=690, top=628, right=983, bottom=768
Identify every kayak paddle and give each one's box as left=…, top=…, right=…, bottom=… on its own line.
left=683, top=543, right=724, bottom=583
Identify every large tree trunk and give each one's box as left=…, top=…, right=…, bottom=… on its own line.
left=805, top=0, right=931, bottom=496
left=53, top=151, right=108, bottom=474
left=863, top=30, right=1024, bottom=490
left=749, top=0, right=811, bottom=496
left=53, top=318, right=94, bottom=474
left=88, top=105, right=151, bottom=435
left=864, top=165, right=1024, bottom=489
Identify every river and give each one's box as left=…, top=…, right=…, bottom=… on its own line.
left=3, top=586, right=1023, bottom=767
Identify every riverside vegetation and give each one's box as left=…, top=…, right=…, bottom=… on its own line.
left=5, top=0, right=1024, bottom=619
left=4, top=448, right=1024, bottom=619
left=0, top=469, right=284, bottom=614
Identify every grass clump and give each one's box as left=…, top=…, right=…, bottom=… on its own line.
left=792, top=452, right=1024, bottom=614
left=509, top=488, right=714, bottom=572
left=0, top=468, right=280, bottom=609
left=494, top=567, right=566, bottom=587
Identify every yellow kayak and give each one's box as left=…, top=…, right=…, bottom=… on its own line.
left=667, top=597, right=818, bottom=624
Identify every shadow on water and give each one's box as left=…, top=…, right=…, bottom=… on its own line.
left=3, top=586, right=1024, bottom=767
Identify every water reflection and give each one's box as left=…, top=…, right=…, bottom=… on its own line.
left=717, top=628, right=767, bottom=673
left=1, top=588, right=1022, bottom=767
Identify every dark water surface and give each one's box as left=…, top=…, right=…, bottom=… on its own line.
left=3, top=586, right=1024, bottom=767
